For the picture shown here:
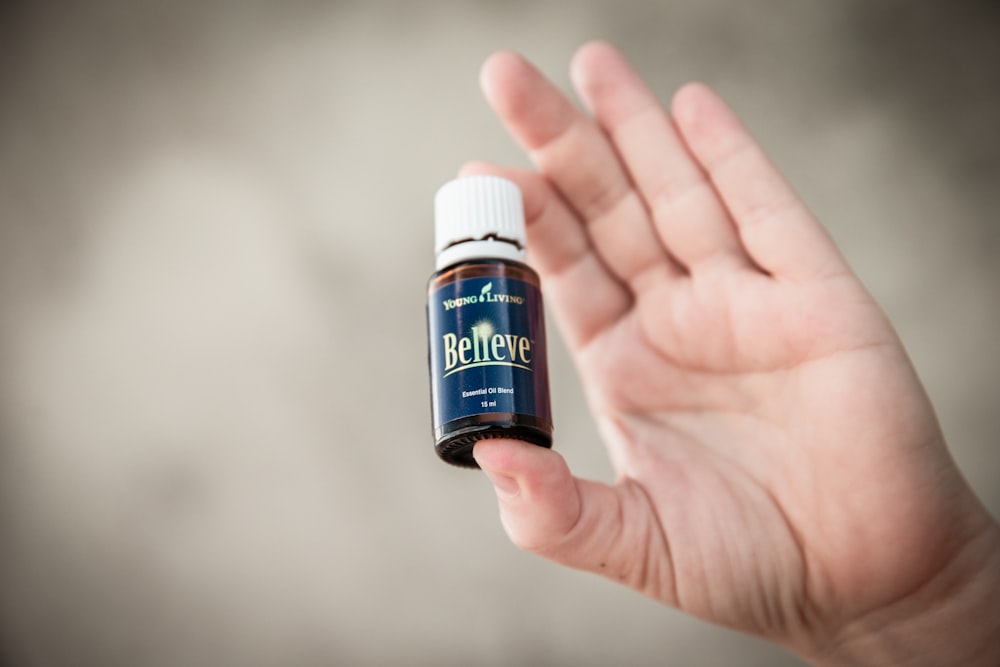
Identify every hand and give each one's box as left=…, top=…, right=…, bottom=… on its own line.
left=465, top=42, right=1000, bottom=665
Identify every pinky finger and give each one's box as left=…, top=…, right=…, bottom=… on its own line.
left=672, top=84, right=849, bottom=282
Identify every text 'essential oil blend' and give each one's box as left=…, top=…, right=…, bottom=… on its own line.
left=427, top=175, right=553, bottom=467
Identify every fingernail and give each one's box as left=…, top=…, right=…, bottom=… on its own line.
left=482, top=468, right=520, bottom=499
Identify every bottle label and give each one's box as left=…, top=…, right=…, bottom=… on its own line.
left=428, top=275, right=551, bottom=428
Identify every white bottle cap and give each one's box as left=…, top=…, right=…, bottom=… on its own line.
left=434, top=175, right=526, bottom=270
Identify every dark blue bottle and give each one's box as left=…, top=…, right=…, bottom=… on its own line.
left=427, top=176, right=553, bottom=468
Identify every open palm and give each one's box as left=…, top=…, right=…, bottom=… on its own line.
left=467, top=43, right=999, bottom=663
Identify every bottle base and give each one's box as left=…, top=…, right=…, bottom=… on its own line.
left=435, top=420, right=552, bottom=468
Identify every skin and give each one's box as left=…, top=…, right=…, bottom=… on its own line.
left=466, top=42, right=1000, bottom=665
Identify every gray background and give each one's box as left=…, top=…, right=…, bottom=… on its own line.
left=1, top=1, right=998, bottom=665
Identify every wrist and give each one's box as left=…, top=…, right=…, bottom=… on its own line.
left=809, top=512, right=1000, bottom=667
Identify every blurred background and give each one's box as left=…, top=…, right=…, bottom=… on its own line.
left=1, top=1, right=998, bottom=665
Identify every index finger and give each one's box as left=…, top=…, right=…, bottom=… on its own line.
left=480, top=51, right=681, bottom=293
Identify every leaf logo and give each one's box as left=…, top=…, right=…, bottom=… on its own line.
left=480, top=282, right=492, bottom=302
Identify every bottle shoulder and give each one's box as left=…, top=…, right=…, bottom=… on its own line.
left=428, top=259, right=540, bottom=288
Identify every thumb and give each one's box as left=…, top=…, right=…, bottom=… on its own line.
left=473, top=439, right=672, bottom=598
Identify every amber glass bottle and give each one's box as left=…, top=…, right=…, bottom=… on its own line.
left=427, top=176, right=553, bottom=467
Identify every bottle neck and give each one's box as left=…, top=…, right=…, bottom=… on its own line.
left=436, top=239, right=525, bottom=270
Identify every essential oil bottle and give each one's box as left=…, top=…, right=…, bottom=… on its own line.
left=427, top=175, right=553, bottom=467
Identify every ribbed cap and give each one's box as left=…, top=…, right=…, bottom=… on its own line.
left=434, top=176, right=525, bottom=267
